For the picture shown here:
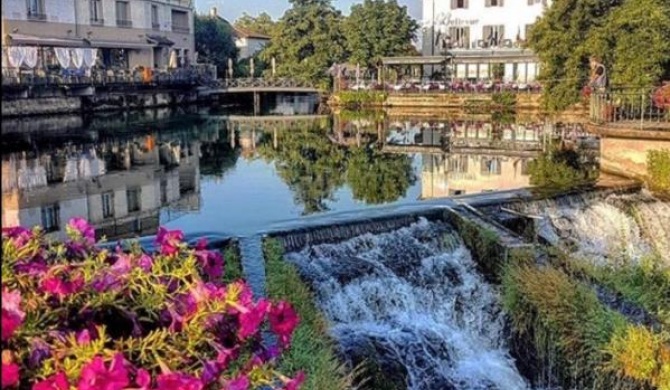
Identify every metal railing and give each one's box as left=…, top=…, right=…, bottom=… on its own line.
left=589, top=86, right=670, bottom=127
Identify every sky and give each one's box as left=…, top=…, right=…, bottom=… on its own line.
left=196, top=0, right=422, bottom=24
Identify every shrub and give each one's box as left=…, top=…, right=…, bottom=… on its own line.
left=1, top=220, right=304, bottom=390
left=335, top=91, right=387, bottom=107
left=647, top=149, right=670, bottom=198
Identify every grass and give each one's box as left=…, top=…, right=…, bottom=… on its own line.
left=262, top=239, right=354, bottom=390
left=222, top=242, right=243, bottom=285
left=647, top=149, right=670, bottom=199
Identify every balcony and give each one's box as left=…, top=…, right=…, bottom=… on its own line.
left=27, top=11, right=47, bottom=21
left=90, top=18, right=104, bottom=26
left=116, top=19, right=133, bottom=28
left=171, top=24, right=190, bottom=33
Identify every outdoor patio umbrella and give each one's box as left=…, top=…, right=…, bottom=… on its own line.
left=250, top=57, right=255, bottom=77
left=168, top=50, right=178, bottom=69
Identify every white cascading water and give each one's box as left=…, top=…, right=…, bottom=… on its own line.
left=286, top=219, right=530, bottom=390
left=511, top=192, right=670, bottom=267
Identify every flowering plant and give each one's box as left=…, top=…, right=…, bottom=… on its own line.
left=1, top=219, right=303, bottom=390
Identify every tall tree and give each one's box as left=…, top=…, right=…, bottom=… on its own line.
left=194, top=13, right=238, bottom=78
left=260, top=0, right=347, bottom=89
left=342, top=0, right=419, bottom=69
left=234, top=12, right=276, bottom=36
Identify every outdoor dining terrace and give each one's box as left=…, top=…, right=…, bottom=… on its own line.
left=340, top=79, right=543, bottom=94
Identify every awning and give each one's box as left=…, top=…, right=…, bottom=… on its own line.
left=88, top=40, right=154, bottom=50
left=5, top=33, right=88, bottom=47
left=146, top=35, right=174, bottom=46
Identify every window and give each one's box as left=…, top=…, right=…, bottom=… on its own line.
left=481, top=158, right=502, bottom=175
left=450, top=0, right=468, bottom=9
left=448, top=27, right=470, bottom=49
left=102, top=191, right=114, bottom=219
left=90, top=0, right=103, bottom=24
left=127, top=188, right=141, bottom=213
left=171, top=9, right=189, bottom=33
left=26, top=0, right=46, bottom=20
left=483, top=25, right=505, bottom=47
left=486, top=0, right=503, bottom=6
left=151, top=4, right=159, bottom=30
left=116, top=1, right=132, bottom=27
left=41, top=203, right=60, bottom=232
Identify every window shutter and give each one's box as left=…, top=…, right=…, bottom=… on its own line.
left=500, top=0, right=504, bottom=6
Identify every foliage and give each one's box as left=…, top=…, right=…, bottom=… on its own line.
left=262, top=239, right=353, bottom=390
left=260, top=0, right=346, bottom=90
left=194, top=14, right=238, bottom=78
left=605, top=326, right=670, bottom=389
left=234, top=12, right=276, bottom=36
left=647, top=149, right=670, bottom=198
left=1, top=220, right=304, bottom=390
left=528, top=143, right=599, bottom=192
left=335, top=91, right=388, bottom=107
left=342, top=0, right=419, bottom=69
left=199, top=128, right=240, bottom=179
left=491, top=91, right=517, bottom=108
left=529, top=0, right=670, bottom=111
left=346, top=146, right=416, bottom=204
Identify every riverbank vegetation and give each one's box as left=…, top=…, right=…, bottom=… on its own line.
left=528, top=142, right=599, bottom=193
left=647, top=149, right=670, bottom=199
left=263, top=239, right=353, bottom=390
left=334, top=90, right=388, bottom=108
left=528, top=0, right=670, bottom=111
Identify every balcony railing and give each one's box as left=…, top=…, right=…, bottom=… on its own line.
left=116, top=19, right=133, bottom=28
left=589, top=86, right=670, bottom=128
left=90, top=18, right=104, bottom=25
left=171, top=24, right=190, bottom=33
left=27, top=11, right=47, bottom=21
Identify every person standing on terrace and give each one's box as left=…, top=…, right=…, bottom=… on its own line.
left=589, top=56, right=607, bottom=91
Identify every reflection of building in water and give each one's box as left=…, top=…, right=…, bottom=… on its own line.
left=1, top=136, right=201, bottom=241
left=420, top=121, right=545, bottom=198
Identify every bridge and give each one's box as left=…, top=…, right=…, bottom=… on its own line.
left=200, top=77, right=321, bottom=95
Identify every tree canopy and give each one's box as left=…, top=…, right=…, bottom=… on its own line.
left=234, top=12, right=276, bottom=36
left=342, top=0, right=419, bottom=69
left=194, top=14, right=237, bottom=78
left=260, top=0, right=347, bottom=89
left=528, top=0, right=670, bottom=111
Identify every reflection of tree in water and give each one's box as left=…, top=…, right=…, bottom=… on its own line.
left=257, top=127, right=347, bottom=215
left=200, top=130, right=240, bottom=179
left=347, top=146, right=416, bottom=204
left=529, top=140, right=599, bottom=191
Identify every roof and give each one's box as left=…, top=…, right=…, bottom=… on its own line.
left=232, top=27, right=271, bottom=40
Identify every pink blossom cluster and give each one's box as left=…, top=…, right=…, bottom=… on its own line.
left=1, top=219, right=303, bottom=390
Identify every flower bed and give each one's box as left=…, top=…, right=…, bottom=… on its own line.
left=1, top=219, right=304, bottom=390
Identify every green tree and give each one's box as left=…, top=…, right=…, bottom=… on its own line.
left=342, top=0, right=419, bottom=69
left=234, top=12, right=276, bottom=36
left=194, top=13, right=238, bottom=78
left=346, top=146, right=416, bottom=204
left=260, top=0, right=347, bottom=89
left=528, top=143, right=598, bottom=191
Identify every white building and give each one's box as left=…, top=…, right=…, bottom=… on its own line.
left=233, top=27, right=270, bottom=60
left=421, top=0, right=550, bottom=82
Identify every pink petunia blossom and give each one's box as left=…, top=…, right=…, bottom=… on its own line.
left=285, top=371, right=306, bottom=390
left=2, top=226, right=32, bottom=248
left=33, top=371, right=69, bottom=390
left=155, top=372, right=203, bottom=390
left=40, top=270, right=85, bottom=299
left=77, top=353, right=129, bottom=390
left=269, top=302, right=300, bottom=348
left=238, top=299, right=269, bottom=340
left=136, top=254, right=153, bottom=272
left=68, top=218, right=96, bottom=245
left=1, top=287, right=25, bottom=341
left=1, top=351, right=20, bottom=389
left=155, top=227, right=184, bottom=256
left=194, top=249, right=224, bottom=283
left=223, top=375, right=249, bottom=390
left=134, top=369, right=151, bottom=390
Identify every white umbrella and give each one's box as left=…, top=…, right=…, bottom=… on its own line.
left=168, top=50, right=178, bottom=69
left=227, top=57, right=233, bottom=78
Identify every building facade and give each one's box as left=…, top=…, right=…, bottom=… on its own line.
left=233, top=27, right=270, bottom=60
left=421, top=0, right=550, bottom=82
left=2, top=0, right=194, bottom=71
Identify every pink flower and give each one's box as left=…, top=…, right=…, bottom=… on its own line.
left=1, top=287, right=25, bottom=341
left=166, top=293, right=198, bottom=332
left=134, top=369, right=151, bottom=390
left=155, top=373, right=203, bottom=390
left=40, top=269, right=85, bottom=299
left=238, top=299, right=269, bottom=340
left=1, top=351, right=20, bottom=389
left=223, top=375, right=249, bottom=390
left=285, top=371, right=306, bottom=390
left=33, top=371, right=69, bottom=390
left=269, top=302, right=300, bottom=347
left=2, top=226, right=32, bottom=248
left=195, top=249, right=224, bottom=283
left=77, top=353, right=129, bottom=390
left=155, top=228, right=184, bottom=256
left=68, top=218, right=96, bottom=245
left=136, top=254, right=153, bottom=271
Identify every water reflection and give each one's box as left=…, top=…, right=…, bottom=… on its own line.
left=1, top=109, right=604, bottom=237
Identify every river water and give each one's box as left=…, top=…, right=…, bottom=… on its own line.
left=1, top=104, right=601, bottom=240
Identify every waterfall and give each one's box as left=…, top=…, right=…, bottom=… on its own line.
left=508, top=191, right=670, bottom=267
left=286, top=219, right=530, bottom=390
